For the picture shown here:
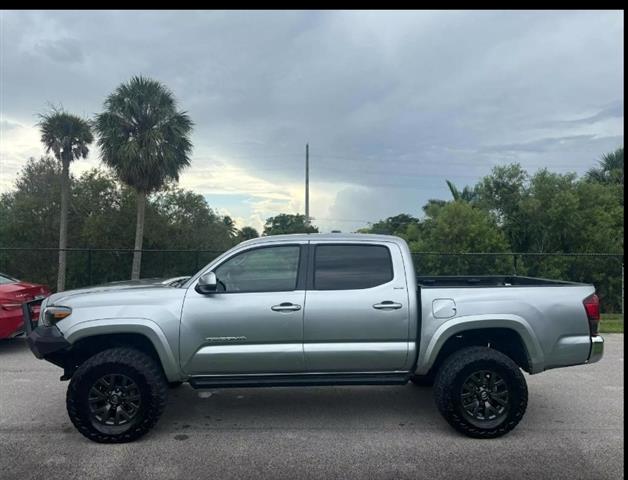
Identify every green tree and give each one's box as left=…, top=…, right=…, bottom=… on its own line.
left=263, top=214, right=318, bottom=236
left=445, top=180, right=476, bottom=203
left=222, top=216, right=238, bottom=238
left=586, top=147, right=624, bottom=185
left=38, top=107, right=93, bottom=291
left=409, top=201, right=511, bottom=275
left=0, top=159, right=233, bottom=288
left=475, top=163, right=529, bottom=251
left=150, top=186, right=234, bottom=252
left=421, top=199, right=448, bottom=218
left=0, top=157, right=62, bottom=248
left=361, top=214, right=419, bottom=235
left=0, top=157, right=72, bottom=288
left=237, top=226, right=259, bottom=242
left=94, top=75, right=193, bottom=279
left=412, top=201, right=509, bottom=253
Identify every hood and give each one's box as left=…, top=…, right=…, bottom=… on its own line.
left=105, top=276, right=190, bottom=287
left=44, top=282, right=188, bottom=330
left=46, top=283, right=176, bottom=307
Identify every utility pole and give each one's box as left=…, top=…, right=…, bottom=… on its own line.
left=305, top=143, right=310, bottom=225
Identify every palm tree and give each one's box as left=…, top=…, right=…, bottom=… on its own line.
left=222, top=216, right=238, bottom=238
left=38, top=107, right=93, bottom=291
left=586, top=147, right=624, bottom=185
left=238, top=226, right=259, bottom=241
left=95, top=76, right=193, bottom=279
left=446, top=180, right=476, bottom=202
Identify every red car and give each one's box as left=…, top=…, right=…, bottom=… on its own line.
left=0, top=273, right=51, bottom=339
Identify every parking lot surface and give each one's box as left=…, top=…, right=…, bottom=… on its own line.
left=0, top=334, right=623, bottom=480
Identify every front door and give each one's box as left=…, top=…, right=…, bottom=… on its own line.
left=180, top=244, right=306, bottom=375
left=303, top=242, right=410, bottom=372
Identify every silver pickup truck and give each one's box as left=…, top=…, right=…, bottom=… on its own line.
left=23, top=233, right=604, bottom=443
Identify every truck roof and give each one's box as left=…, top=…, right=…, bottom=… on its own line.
left=239, top=233, right=406, bottom=247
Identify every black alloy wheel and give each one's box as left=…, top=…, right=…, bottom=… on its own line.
left=88, top=373, right=142, bottom=427
left=459, top=369, right=509, bottom=429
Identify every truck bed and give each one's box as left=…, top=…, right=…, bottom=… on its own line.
left=416, top=275, right=584, bottom=288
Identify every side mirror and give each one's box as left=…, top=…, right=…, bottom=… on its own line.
left=195, top=272, right=218, bottom=294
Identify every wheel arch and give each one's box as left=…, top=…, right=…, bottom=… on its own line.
left=61, top=319, right=180, bottom=382
left=416, top=316, right=544, bottom=376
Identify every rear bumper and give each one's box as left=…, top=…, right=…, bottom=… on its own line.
left=0, top=311, right=25, bottom=339
left=0, top=305, right=40, bottom=339
left=588, top=335, right=604, bottom=364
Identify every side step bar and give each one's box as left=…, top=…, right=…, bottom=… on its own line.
left=189, top=373, right=412, bottom=389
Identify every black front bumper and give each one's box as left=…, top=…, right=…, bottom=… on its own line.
left=22, top=298, right=70, bottom=359
left=26, top=325, right=70, bottom=359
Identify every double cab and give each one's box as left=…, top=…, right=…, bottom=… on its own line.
left=24, top=234, right=604, bottom=442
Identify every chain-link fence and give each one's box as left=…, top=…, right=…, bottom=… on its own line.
left=0, top=247, right=623, bottom=313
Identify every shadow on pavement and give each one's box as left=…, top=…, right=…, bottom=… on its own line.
left=156, top=381, right=441, bottom=433
left=0, top=336, right=28, bottom=353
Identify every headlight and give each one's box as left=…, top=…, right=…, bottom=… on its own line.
left=42, top=306, right=72, bottom=326
left=38, top=297, right=49, bottom=323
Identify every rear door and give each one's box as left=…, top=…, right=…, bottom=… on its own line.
left=303, top=241, right=410, bottom=372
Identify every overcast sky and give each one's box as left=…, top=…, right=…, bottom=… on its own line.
left=0, top=10, right=623, bottom=232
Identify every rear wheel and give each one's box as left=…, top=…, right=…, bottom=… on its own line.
left=66, top=347, right=168, bottom=443
left=433, top=346, right=527, bottom=438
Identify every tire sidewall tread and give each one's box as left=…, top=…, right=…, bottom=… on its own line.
left=66, top=347, right=168, bottom=443
left=433, top=346, right=528, bottom=439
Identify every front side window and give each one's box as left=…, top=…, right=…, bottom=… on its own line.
left=314, top=244, right=394, bottom=290
left=213, top=245, right=300, bottom=293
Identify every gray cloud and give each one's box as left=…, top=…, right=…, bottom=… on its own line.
left=39, top=37, right=84, bottom=64
left=0, top=10, right=623, bottom=232
left=481, top=135, right=600, bottom=154
left=536, top=101, right=623, bottom=128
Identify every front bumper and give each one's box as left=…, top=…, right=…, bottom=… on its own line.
left=22, top=298, right=70, bottom=359
left=26, top=325, right=70, bottom=359
left=588, top=335, right=604, bottom=364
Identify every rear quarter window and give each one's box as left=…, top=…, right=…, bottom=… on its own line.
left=314, top=244, right=394, bottom=290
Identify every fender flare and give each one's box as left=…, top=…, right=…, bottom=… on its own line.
left=415, top=314, right=545, bottom=375
left=62, top=318, right=181, bottom=382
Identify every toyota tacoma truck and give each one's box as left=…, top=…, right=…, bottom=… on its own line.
left=23, top=234, right=604, bottom=443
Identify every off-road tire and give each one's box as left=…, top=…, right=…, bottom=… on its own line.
left=66, top=347, right=168, bottom=443
left=433, top=346, right=528, bottom=439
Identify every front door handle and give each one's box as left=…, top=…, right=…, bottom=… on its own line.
left=271, top=302, right=302, bottom=312
left=373, top=301, right=403, bottom=310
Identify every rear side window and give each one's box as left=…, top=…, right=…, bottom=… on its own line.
left=314, top=244, right=394, bottom=290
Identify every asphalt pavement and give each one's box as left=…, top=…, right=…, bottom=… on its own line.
left=0, top=335, right=624, bottom=480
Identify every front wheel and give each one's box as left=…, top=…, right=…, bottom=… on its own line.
left=433, top=346, right=528, bottom=438
left=66, top=347, right=168, bottom=443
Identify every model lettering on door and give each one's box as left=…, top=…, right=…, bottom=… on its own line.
left=205, top=336, right=248, bottom=342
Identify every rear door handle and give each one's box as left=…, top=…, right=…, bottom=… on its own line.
left=271, top=302, right=302, bottom=312
left=373, top=301, right=403, bottom=310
